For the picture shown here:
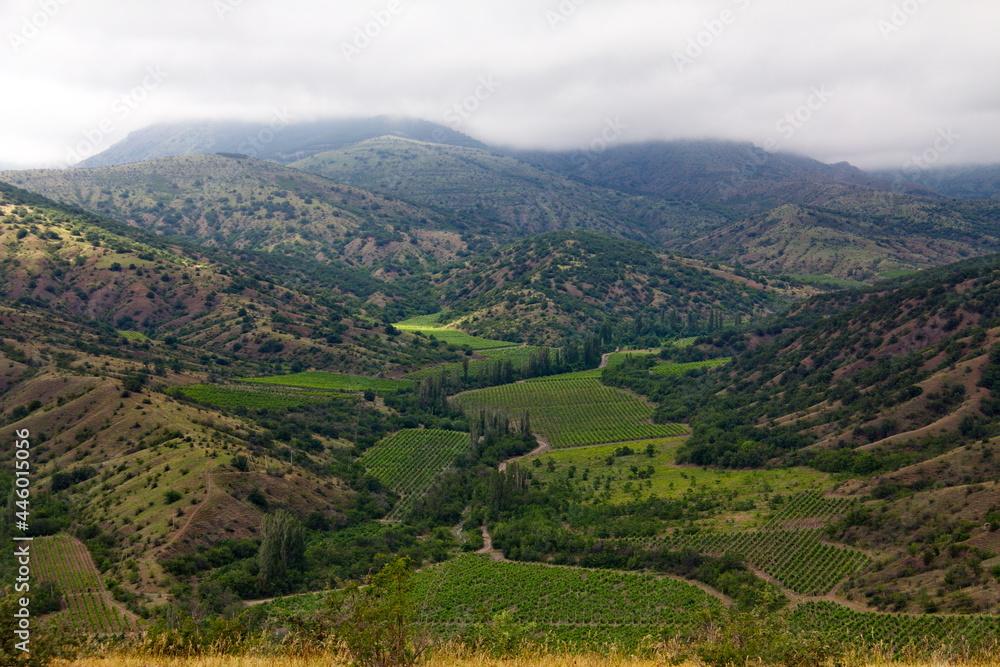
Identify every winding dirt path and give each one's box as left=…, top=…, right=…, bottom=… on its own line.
left=476, top=524, right=507, bottom=561
left=157, top=470, right=213, bottom=556
left=499, top=435, right=551, bottom=472
left=599, top=352, right=612, bottom=369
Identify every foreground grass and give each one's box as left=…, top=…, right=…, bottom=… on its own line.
left=54, top=654, right=1000, bottom=667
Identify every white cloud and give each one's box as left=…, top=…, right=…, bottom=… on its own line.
left=1, top=0, right=998, bottom=169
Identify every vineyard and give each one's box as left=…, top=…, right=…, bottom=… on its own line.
left=178, top=383, right=341, bottom=409
left=622, top=492, right=871, bottom=596
left=413, top=553, right=721, bottom=633
left=33, top=534, right=138, bottom=635
left=394, top=315, right=519, bottom=350
left=359, top=429, right=470, bottom=519
left=453, top=378, right=687, bottom=448
left=790, top=601, right=1000, bottom=654
left=117, top=330, right=148, bottom=341
left=245, top=370, right=412, bottom=392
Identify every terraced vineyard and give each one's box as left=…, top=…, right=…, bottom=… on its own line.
left=453, top=378, right=686, bottom=448
left=33, top=534, right=138, bottom=634
left=360, top=429, right=470, bottom=519
left=622, top=492, right=870, bottom=596
left=245, top=371, right=412, bottom=392
left=178, top=383, right=342, bottom=409
left=790, top=601, right=1000, bottom=654
left=413, top=553, right=721, bottom=639
left=394, top=315, right=519, bottom=350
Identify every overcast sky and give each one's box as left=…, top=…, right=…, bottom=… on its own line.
left=3, top=0, right=999, bottom=170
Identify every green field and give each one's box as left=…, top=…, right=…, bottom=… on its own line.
left=395, top=314, right=519, bottom=350
left=117, top=330, right=148, bottom=341
left=33, top=534, right=138, bottom=634
left=453, top=378, right=687, bottom=448
left=178, top=383, right=343, bottom=409
left=651, top=358, right=731, bottom=375
left=360, top=429, right=470, bottom=519
left=406, top=345, right=541, bottom=380
left=245, top=371, right=412, bottom=392
left=790, top=274, right=870, bottom=289
left=525, top=438, right=830, bottom=507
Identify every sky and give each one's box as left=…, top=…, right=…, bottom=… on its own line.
left=3, top=0, right=999, bottom=170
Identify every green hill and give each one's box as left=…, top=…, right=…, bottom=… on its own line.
left=1, top=154, right=491, bottom=275
left=290, top=135, right=728, bottom=243
left=424, top=231, right=790, bottom=345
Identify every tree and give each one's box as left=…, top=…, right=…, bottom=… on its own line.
left=325, top=556, right=430, bottom=667
left=258, top=510, right=305, bottom=589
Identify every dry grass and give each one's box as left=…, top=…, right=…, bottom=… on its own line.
left=55, top=653, right=1000, bottom=667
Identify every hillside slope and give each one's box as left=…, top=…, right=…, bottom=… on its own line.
left=290, top=136, right=728, bottom=243
left=1, top=154, right=488, bottom=275
left=682, top=202, right=999, bottom=281
left=422, top=231, right=792, bottom=345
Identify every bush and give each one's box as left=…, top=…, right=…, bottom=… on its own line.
left=325, top=556, right=431, bottom=667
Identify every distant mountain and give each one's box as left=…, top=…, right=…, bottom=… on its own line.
left=290, top=135, right=728, bottom=243
left=515, top=140, right=938, bottom=217
left=873, top=164, right=1000, bottom=199
left=1, top=154, right=491, bottom=275
left=76, top=116, right=486, bottom=168
left=424, top=231, right=791, bottom=345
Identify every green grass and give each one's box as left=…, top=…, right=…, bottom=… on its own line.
left=651, top=358, right=731, bottom=375
left=525, top=438, right=830, bottom=508
left=117, top=330, right=148, bottom=341
left=245, top=371, right=412, bottom=392
left=790, top=274, right=870, bottom=289
left=880, top=269, right=921, bottom=280
left=178, top=384, right=342, bottom=409
left=395, top=314, right=519, bottom=350
left=406, top=345, right=541, bottom=380
left=453, top=378, right=687, bottom=448
left=360, top=429, right=469, bottom=519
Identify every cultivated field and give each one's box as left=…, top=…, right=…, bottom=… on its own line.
left=33, top=534, right=138, bottom=634
left=453, top=378, right=686, bottom=448
left=360, top=429, right=470, bottom=519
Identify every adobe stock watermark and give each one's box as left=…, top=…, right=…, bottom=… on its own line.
left=12, top=428, right=33, bottom=654
left=214, top=0, right=246, bottom=21
left=765, top=85, right=835, bottom=150
left=237, top=108, right=295, bottom=157
left=545, top=0, right=587, bottom=30
left=674, top=0, right=752, bottom=73
left=61, top=65, right=169, bottom=167
left=570, top=116, right=628, bottom=171
left=878, top=0, right=930, bottom=40
left=902, top=126, right=960, bottom=172
left=718, top=85, right=833, bottom=200
left=340, top=0, right=403, bottom=63
left=443, top=75, right=502, bottom=130
left=8, top=0, right=73, bottom=53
